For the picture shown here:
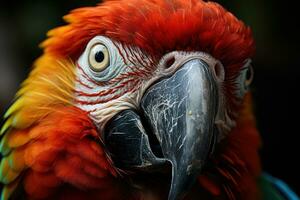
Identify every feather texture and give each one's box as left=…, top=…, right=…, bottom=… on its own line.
left=1, top=107, right=120, bottom=199
left=2, top=55, right=75, bottom=131
left=198, top=93, right=262, bottom=200
left=43, top=0, right=254, bottom=71
left=0, top=0, right=261, bottom=199
left=41, top=0, right=255, bottom=118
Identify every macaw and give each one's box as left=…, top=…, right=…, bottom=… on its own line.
left=0, top=0, right=298, bottom=200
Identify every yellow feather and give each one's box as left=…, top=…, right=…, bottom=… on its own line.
left=10, top=112, right=33, bottom=129
left=11, top=107, right=52, bottom=130
left=4, top=99, right=23, bottom=119
left=16, top=85, right=28, bottom=97
left=1, top=55, right=75, bottom=131
left=0, top=118, right=12, bottom=136
left=0, top=23, right=77, bottom=200
left=34, top=76, right=74, bottom=100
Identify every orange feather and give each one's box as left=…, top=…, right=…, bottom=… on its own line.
left=0, top=0, right=260, bottom=199
left=2, top=107, right=126, bottom=199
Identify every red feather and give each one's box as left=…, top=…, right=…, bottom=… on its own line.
left=198, top=94, right=262, bottom=200
left=1, top=1, right=260, bottom=199
left=43, top=0, right=254, bottom=71
left=42, top=0, right=255, bottom=113
left=21, top=107, right=127, bottom=199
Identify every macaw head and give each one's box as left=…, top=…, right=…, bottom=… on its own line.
left=2, top=0, right=258, bottom=199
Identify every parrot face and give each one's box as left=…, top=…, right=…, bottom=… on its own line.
left=75, top=35, right=253, bottom=199
left=0, top=1, right=260, bottom=200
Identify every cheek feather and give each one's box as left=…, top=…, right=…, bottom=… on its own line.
left=75, top=62, right=142, bottom=106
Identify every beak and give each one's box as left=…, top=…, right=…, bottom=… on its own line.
left=105, top=59, right=219, bottom=200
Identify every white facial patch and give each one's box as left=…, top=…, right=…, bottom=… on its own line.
left=74, top=36, right=154, bottom=130
left=74, top=35, right=251, bottom=140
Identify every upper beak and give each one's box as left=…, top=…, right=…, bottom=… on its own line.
left=105, top=58, right=220, bottom=200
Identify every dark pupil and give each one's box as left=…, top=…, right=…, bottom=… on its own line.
left=95, top=51, right=105, bottom=63
left=246, top=68, right=252, bottom=80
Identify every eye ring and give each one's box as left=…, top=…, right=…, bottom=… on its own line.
left=88, top=43, right=110, bottom=72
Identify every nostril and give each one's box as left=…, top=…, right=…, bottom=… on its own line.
left=213, top=62, right=225, bottom=81
left=164, top=56, right=176, bottom=69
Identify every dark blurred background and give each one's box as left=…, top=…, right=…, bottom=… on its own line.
left=0, top=0, right=299, bottom=195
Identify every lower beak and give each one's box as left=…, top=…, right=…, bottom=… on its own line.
left=105, top=59, right=219, bottom=200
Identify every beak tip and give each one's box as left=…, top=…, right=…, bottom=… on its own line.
left=168, top=161, right=204, bottom=200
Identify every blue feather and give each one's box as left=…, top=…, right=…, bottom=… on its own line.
left=262, top=173, right=299, bottom=200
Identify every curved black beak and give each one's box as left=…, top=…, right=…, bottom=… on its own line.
left=105, top=59, right=219, bottom=200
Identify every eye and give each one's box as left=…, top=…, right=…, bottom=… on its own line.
left=88, top=43, right=110, bottom=72
left=245, top=65, right=254, bottom=87
left=244, top=64, right=254, bottom=88
left=235, top=59, right=254, bottom=99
